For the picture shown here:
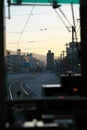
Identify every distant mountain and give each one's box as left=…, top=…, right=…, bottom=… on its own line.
left=7, top=50, right=46, bottom=62
left=32, top=53, right=58, bottom=62
left=32, top=53, right=46, bottom=63
left=7, top=50, right=58, bottom=63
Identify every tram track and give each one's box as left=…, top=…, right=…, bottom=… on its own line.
left=7, top=76, right=38, bottom=100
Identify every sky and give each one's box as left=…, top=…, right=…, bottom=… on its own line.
left=5, top=1, right=80, bottom=58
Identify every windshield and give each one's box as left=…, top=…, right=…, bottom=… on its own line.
left=5, top=0, right=80, bottom=99
left=1, top=0, right=86, bottom=129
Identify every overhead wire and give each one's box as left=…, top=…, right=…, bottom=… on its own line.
left=8, top=1, right=80, bottom=53
left=9, top=11, right=53, bottom=17
left=54, top=9, right=71, bottom=32
left=17, top=2, right=36, bottom=49
left=48, top=0, right=72, bottom=32
left=54, top=2, right=80, bottom=43
left=58, top=7, right=72, bottom=27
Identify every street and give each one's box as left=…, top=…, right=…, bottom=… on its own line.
left=6, top=72, right=60, bottom=99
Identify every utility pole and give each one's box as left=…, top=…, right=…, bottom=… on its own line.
left=62, top=50, right=65, bottom=73
left=65, top=43, right=69, bottom=72
left=0, top=0, right=7, bottom=128
left=71, top=3, right=77, bottom=43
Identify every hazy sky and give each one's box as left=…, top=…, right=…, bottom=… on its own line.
left=5, top=1, right=80, bottom=57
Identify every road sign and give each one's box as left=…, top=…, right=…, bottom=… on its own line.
left=12, top=0, right=79, bottom=4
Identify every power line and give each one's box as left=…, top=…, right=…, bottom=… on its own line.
left=17, top=3, right=35, bottom=49
left=54, top=9, right=71, bottom=32
left=58, top=7, right=72, bottom=27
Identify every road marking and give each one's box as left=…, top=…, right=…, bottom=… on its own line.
left=20, top=80, right=29, bottom=95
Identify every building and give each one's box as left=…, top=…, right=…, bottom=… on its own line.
left=46, top=50, right=54, bottom=71
left=66, top=42, right=81, bottom=73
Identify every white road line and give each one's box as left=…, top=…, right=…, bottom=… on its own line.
left=20, top=80, right=29, bottom=95
left=9, top=80, right=17, bottom=100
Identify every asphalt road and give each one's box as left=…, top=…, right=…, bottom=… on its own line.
left=6, top=72, right=60, bottom=98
